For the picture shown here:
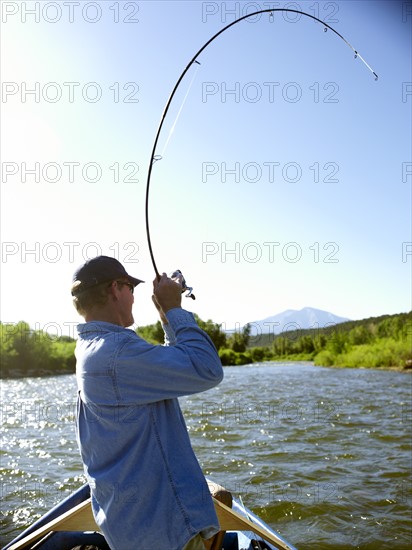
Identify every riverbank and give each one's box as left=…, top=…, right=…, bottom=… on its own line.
left=2, top=359, right=411, bottom=380
left=236, top=311, right=412, bottom=371
left=1, top=311, right=411, bottom=378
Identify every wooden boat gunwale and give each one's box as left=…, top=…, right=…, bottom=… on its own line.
left=4, top=482, right=297, bottom=550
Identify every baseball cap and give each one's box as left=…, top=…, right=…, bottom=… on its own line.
left=71, top=256, right=144, bottom=296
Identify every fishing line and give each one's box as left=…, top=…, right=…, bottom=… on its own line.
left=145, top=8, right=378, bottom=282
left=159, top=61, right=201, bottom=159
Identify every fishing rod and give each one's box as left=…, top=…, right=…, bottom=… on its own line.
left=145, top=8, right=378, bottom=298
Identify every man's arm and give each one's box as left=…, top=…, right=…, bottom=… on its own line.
left=113, top=273, right=222, bottom=403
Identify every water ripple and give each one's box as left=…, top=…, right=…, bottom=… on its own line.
left=1, top=364, right=411, bottom=549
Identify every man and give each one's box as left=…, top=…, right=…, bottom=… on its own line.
left=71, top=256, right=224, bottom=550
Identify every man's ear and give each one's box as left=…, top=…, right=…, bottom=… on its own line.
left=107, top=280, right=118, bottom=299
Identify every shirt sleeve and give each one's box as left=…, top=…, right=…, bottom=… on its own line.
left=162, top=322, right=176, bottom=346
left=115, top=308, right=224, bottom=404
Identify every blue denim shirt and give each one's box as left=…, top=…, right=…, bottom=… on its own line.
left=75, top=308, right=223, bottom=550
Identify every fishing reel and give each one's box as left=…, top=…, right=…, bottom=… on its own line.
left=170, top=270, right=196, bottom=300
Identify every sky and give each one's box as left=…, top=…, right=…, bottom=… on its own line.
left=1, top=0, right=411, bottom=338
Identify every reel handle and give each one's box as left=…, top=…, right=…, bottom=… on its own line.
left=170, top=270, right=196, bottom=300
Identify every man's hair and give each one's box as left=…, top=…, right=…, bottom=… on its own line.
left=72, top=281, right=111, bottom=317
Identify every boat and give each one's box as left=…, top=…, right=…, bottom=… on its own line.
left=3, top=481, right=297, bottom=550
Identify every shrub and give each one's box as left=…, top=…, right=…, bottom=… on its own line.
left=314, top=350, right=335, bottom=367
left=218, top=348, right=238, bottom=366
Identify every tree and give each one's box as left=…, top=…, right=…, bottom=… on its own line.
left=136, top=321, right=164, bottom=344
left=349, top=325, right=373, bottom=345
left=228, top=324, right=251, bottom=353
left=297, top=335, right=315, bottom=354
left=0, top=321, right=76, bottom=377
left=193, top=315, right=227, bottom=350
left=327, top=330, right=348, bottom=355
left=272, top=336, right=293, bottom=356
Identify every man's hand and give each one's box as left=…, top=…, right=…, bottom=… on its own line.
left=152, top=272, right=183, bottom=315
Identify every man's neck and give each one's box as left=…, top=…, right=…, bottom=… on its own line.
left=84, top=307, right=123, bottom=326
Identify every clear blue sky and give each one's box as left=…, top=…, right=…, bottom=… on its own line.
left=1, top=0, right=411, bottom=337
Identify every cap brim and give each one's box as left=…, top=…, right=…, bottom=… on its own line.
left=128, top=276, right=144, bottom=286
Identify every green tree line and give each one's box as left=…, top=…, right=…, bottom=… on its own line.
left=0, top=321, right=76, bottom=378
left=137, top=311, right=412, bottom=369
left=244, top=311, right=412, bottom=369
left=1, top=311, right=411, bottom=378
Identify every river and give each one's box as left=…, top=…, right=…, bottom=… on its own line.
left=1, top=362, right=411, bottom=549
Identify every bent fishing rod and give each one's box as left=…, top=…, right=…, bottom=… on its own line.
left=145, top=8, right=378, bottom=298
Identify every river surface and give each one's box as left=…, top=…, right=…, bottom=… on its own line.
left=1, top=362, right=411, bottom=549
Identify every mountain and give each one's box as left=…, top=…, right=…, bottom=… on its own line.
left=248, top=307, right=350, bottom=336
